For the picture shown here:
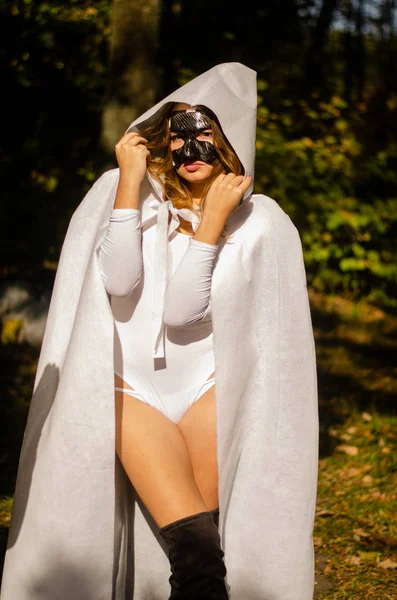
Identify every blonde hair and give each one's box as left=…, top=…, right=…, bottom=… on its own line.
left=135, top=102, right=245, bottom=237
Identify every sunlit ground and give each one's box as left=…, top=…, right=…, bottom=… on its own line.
left=1, top=290, right=396, bottom=597
left=310, top=290, right=397, bottom=598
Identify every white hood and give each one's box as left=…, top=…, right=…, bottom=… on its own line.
left=122, top=63, right=258, bottom=360
left=127, top=62, right=257, bottom=203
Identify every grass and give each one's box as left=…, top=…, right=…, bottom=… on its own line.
left=314, top=410, right=397, bottom=598
left=0, top=290, right=396, bottom=597
left=311, top=290, right=397, bottom=598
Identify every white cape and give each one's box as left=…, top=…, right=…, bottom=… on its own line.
left=1, top=63, right=318, bottom=600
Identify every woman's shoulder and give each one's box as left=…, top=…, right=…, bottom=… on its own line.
left=227, top=193, right=304, bottom=265
left=94, top=167, right=120, bottom=188
left=63, top=169, right=121, bottom=243
left=250, top=193, right=295, bottom=223
left=72, top=169, right=120, bottom=215
left=235, top=193, right=299, bottom=239
left=81, top=168, right=120, bottom=200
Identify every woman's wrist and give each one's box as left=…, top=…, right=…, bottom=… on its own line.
left=114, top=174, right=142, bottom=209
left=119, top=171, right=143, bottom=187
left=193, top=212, right=227, bottom=245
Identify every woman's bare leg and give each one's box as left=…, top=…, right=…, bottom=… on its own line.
left=114, top=374, right=207, bottom=528
left=177, top=372, right=219, bottom=511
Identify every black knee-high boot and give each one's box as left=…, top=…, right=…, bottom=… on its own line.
left=159, top=511, right=229, bottom=599
left=211, top=507, right=220, bottom=530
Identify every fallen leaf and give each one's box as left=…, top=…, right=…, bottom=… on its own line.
left=362, top=412, right=372, bottom=422
left=336, top=445, right=359, bottom=456
left=362, top=474, right=374, bottom=485
left=316, top=509, right=335, bottom=517
left=353, top=528, right=370, bottom=538
left=371, top=490, right=388, bottom=501
left=378, top=558, right=397, bottom=569
left=313, top=536, right=323, bottom=547
left=347, top=467, right=361, bottom=477
left=346, top=555, right=361, bottom=565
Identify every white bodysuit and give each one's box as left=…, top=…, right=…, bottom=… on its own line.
left=99, top=208, right=219, bottom=423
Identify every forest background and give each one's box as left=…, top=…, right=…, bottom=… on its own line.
left=0, top=1, right=396, bottom=598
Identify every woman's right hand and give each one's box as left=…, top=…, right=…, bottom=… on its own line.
left=115, top=131, right=150, bottom=185
left=203, top=173, right=252, bottom=220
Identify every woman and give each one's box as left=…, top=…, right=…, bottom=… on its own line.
left=1, top=63, right=318, bottom=600
left=98, top=100, right=252, bottom=598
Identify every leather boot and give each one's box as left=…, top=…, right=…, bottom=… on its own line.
left=211, top=507, right=220, bottom=529
left=159, top=511, right=229, bottom=599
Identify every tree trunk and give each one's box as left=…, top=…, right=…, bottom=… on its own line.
left=158, top=0, right=181, bottom=97
left=355, top=0, right=365, bottom=102
left=101, top=0, right=160, bottom=153
left=343, top=0, right=354, bottom=103
left=305, top=0, right=340, bottom=90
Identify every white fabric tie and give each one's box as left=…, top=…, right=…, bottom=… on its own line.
left=149, top=198, right=200, bottom=359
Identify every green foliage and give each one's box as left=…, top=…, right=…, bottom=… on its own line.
left=1, top=2, right=396, bottom=311
left=255, top=88, right=397, bottom=309
left=0, top=0, right=111, bottom=268
left=1, top=0, right=109, bottom=94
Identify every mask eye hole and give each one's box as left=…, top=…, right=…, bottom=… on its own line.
left=196, top=129, right=213, bottom=143
left=170, top=132, right=185, bottom=150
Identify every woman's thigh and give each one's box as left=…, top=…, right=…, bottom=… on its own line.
left=114, top=375, right=207, bottom=528
left=177, top=372, right=218, bottom=511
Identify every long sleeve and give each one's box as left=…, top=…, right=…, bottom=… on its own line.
left=163, top=238, right=218, bottom=328
left=98, top=208, right=143, bottom=297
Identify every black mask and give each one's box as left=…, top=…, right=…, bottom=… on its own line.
left=170, top=110, right=218, bottom=168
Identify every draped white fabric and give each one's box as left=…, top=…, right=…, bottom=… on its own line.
left=1, top=62, right=318, bottom=600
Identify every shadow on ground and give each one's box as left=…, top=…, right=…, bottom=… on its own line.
left=0, top=341, right=38, bottom=582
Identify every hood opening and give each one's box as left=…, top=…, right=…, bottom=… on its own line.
left=125, top=63, right=257, bottom=205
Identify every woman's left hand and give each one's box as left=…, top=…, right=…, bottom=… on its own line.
left=203, top=173, right=252, bottom=220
